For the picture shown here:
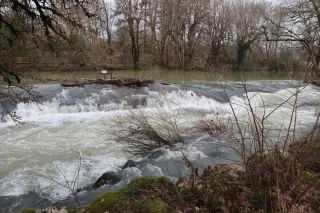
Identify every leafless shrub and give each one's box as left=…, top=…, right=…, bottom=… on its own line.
left=193, top=116, right=229, bottom=137
left=104, top=98, right=184, bottom=157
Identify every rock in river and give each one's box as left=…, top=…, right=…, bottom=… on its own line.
left=93, top=171, right=121, bottom=188
left=121, top=160, right=138, bottom=169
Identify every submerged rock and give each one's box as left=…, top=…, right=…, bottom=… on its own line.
left=93, top=171, right=121, bottom=188
left=148, top=150, right=162, bottom=159
left=121, top=160, right=138, bottom=169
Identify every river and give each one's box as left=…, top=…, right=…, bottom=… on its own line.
left=0, top=70, right=319, bottom=212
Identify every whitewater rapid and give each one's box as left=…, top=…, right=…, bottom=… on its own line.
left=0, top=81, right=319, bottom=208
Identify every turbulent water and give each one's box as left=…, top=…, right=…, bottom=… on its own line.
left=0, top=80, right=319, bottom=212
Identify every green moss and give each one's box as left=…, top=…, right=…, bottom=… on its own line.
left=135, top=198, right=174, bottom=213
left=123, top=176, right=173, bottom=195
left=175, top=176, right=186, bottom=186
left=83, top=176, right=174, bottom=213
left=263, top=153, right=277, bottom=163
left=302, top=171, right=314, bottom=182
left=84, top=190, right=132, bottom=213
left=313, top=78, right=320, bottom=83
left=311, top=76, right=320, bottom=83
left=67, top=209, right=78, bottom=213
left=19, top=209, right=36, bottom=213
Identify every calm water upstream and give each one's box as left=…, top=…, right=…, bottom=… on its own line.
left=0, top=70, right=319, bottom=212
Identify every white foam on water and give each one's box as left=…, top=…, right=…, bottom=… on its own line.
left=121, top=167, right=143, bottom=184
left=229, top=84, right=319, bottom=131
left=145, top=164, right=164, bottom=176
left=147, top=89, right=227, bottom=112
left=0, top=110, right=130, bottom=199
left=160, top=145, right=208, bottom=162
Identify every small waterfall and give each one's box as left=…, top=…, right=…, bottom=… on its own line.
left=0, top=81, right=319, bottom=212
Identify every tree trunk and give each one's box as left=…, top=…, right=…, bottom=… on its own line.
left=235, top=40, right=251, bottom=71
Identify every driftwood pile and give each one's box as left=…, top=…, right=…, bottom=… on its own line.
left=59, top=76, right=154, bottom=87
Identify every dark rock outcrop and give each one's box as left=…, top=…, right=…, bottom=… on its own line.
left=148, top=150, right=163, bottom=159
left=121, top=160, right=138, bottom=169
left=93, top=171, right=121, bottom=188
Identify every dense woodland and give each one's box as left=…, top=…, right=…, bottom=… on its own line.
left=0, top=0, right=320, bottom=75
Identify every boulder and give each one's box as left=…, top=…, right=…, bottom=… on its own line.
left=93, top=171, right=121, bottom=188
left=148, top=150, right=162, bottom=159
left=121, top=160, right=138, bottom=169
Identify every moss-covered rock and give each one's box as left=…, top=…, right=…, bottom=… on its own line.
left=19, top=209, right=36, bottom=213
left=92, top=171, right=121, bottom=188
left=135, top=198, right=173, bottom=213
left=123, top=176, right=173, bottom=195
left=83, top=176, right=174, bottom=213
left=83, top=190, right=132, bottom=213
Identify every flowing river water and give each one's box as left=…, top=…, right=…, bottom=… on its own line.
left=0, top=70, right=320, bottom=212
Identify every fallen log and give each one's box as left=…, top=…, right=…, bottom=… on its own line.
left=61, top=83, right=84, bottom=87
left=118, top=78, right=142, bottom=86
left=59, top=76, right=154, bottom=87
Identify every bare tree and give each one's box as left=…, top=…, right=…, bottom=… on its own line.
left=148, top=0, right=171, bottom=67
left=263, top=0, right=320, bottom=77
left=205, top=0, right=232, bottom=67
left=115, top=0, right=149, bottom=69
left=169, top=0, right=209, bottom=68
left=97, top=0, right=114, bottom=56
left=231, top=0, right=265, bottom=71
left=0, top=0, right=98, bottom=121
